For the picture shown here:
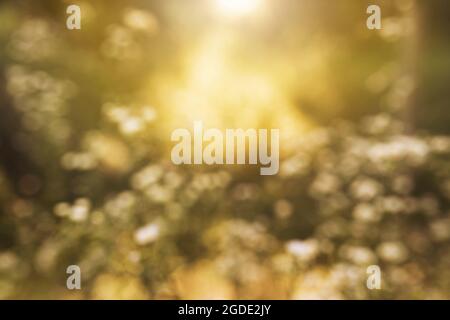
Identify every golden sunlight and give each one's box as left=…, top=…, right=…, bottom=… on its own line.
left=213, top=0, right=264, bottom=17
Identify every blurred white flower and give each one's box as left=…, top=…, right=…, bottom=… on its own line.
left=368, top=136, right=429, bottom=165
left=61, top=151, right=97, bottom=170
left=340, top=245, right=377, bottom=265
left=286, top=239, right=319, bottom=262
left=145, top=184, right=173, bottom=203
left=377, top=241, right=408, bottom=264
left=8, top=19, right=57, bottom=62
left=70, top=198, right=91, bottom=222
left=131, top=164, right=164, bottom=190
left=353, top=203, right=380, bottom=222
left=134, top=223, right=160, bottom=245
left=350, top=177, right=383, bottom=201
left=123, top=8, right=159, bottom=33
left=53, top=198, right=91, bottom=222
left=310, top=173, right=341, bottom=197
left=429, top=136, right=450, bottom=153
left=376, top=196, right=407, bottom=214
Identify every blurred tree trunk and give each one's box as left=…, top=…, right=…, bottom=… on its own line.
left=401, top=0, right=423, bottom=133
left=0, top=67, right=36, bottom=194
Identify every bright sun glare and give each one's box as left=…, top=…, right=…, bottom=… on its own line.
left=214, top=0, right=263, bottom=17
